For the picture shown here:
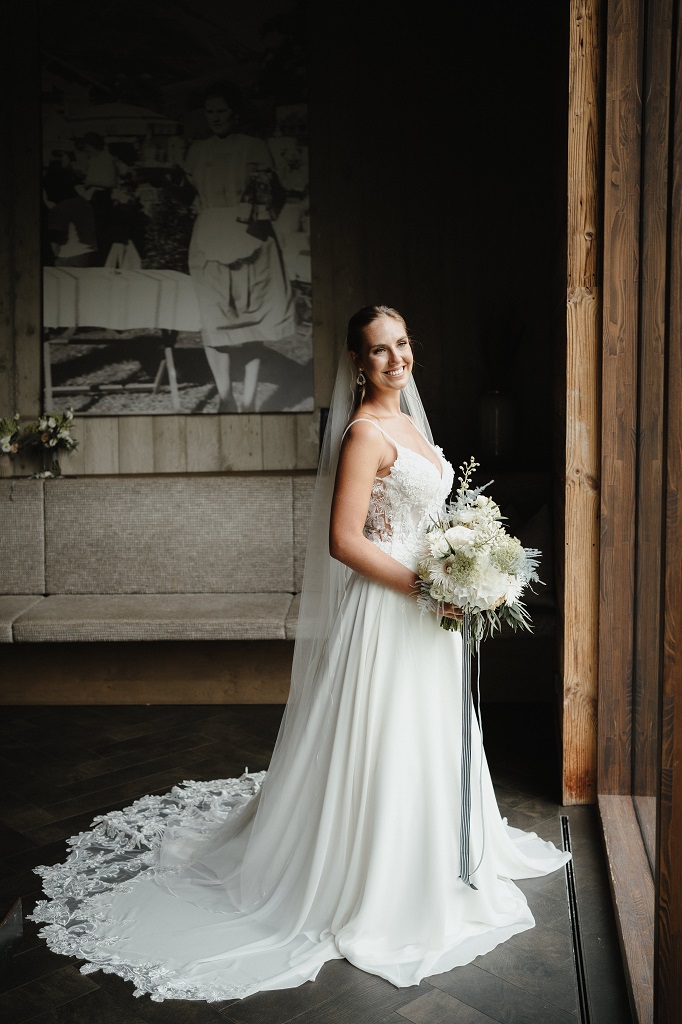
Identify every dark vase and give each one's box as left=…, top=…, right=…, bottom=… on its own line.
left=477, top=389, right=516, bottom=467
left=42, top=449, right=62, bottom=476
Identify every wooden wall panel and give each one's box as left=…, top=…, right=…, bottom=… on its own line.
left=596, top=2, right=682, bottom=1020
left=563, top=0, right=603, bottom=804
left=295, top=411, right=319, bottom=469
left=151, top=417, right=187, bottom=473
left=0, top=70, right=14, bottom=422
left=117, top=417, right=155, bottom=474
left=598, top=0, right=643, bottom=796
left=184, top=416, right=221, bottom=474
left=262, top=414, right=297, bottom=470
left=11, top=4, right=41, bottom=424
left=83, top=418, right=120, bottom=475
left=219, top=416, right=263, bottom=471
left=657, top=7, right=682, bottom=1018
left=633, top=0, right=671, bottom=868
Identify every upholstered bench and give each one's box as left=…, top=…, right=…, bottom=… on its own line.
left=0, top=475, right=314, bottom=704
left=0, top=473, right=556, bottom=705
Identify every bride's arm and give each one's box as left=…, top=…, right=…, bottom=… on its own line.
left=329, top=422, right=420, bottom=597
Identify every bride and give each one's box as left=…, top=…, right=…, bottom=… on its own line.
left=30, top=304, right=570, bottom=1002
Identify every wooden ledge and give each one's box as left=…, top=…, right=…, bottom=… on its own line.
left=598, top=794, right=654, bottom=1024
left=0, top=640, right=294, bottom=705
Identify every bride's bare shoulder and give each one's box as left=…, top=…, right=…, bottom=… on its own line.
left=340, top=415, right=390, bottom=463
left=344, top=411, right=383, bottom=437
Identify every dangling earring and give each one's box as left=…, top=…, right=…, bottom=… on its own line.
left=356, top=369, right=366, bottom=387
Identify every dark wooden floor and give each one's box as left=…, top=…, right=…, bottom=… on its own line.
left=0, top=702, right=634, bottom=1024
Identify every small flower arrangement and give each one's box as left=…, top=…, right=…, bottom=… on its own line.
left=25, top=407, right=78, bottom=475
left=0, top=413, right=20, bottom=456
left=417, top=456, right=542, bottom=640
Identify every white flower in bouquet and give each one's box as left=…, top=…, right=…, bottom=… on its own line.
left=417, top=456, right=542, bottom=640
left=0, top=413, right=21, bottom=456
left=26, top=408, right=79, bottom=473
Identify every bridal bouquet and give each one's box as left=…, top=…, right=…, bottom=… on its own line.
left=417, top=456, right=542, bottom=641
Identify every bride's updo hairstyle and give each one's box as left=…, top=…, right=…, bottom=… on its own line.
left=346, top=305, right=411, bottom=409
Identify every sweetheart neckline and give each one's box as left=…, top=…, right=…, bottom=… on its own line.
left=375, top=441, right=446, bottom=482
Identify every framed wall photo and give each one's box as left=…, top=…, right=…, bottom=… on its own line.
left=40, top=0, right=312, bottom=416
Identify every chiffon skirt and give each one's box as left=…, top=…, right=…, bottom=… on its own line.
left=31, top=574, right=570, bottom=1002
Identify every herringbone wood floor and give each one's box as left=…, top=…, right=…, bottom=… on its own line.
left=0, top=703, right=633, bottom=1024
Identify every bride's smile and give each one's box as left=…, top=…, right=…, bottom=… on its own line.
left=353, top=316, right=414, bottom=395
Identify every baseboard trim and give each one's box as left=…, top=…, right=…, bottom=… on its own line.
left=0, top=640, right=294, bottom=704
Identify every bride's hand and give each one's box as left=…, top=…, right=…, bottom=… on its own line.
left=442, top=603, right=464, bottom=622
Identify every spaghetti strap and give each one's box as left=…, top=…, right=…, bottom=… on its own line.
left=341, top=417, right=398, bottom=448
left=342, top=416, right=444, bottom=480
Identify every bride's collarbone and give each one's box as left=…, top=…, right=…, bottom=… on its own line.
left=355, top=411, right=427, bottom=450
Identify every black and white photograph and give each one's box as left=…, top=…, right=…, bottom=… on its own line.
left=40, top=0, right=312, bottom=415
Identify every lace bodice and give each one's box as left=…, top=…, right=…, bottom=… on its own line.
left=346, top=419, right=455, bottom=570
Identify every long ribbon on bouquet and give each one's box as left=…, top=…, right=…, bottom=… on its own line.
left=459, top=611, right=477, bottom=888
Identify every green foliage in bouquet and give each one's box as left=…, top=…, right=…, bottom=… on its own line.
left=0, top=413, right=20, bottom=456
left=25, top=408, right=78, bottom=475
left=417, top=457, right=542, bottom=641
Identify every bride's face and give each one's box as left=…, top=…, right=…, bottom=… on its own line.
left=357, top=317, right=413, bottom=396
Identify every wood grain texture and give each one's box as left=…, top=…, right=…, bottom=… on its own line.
left=0, top=62, right=14, bottom=423
left=83, top=418, right=120, bottom=475
left=0, top=641, right=294, bottom=704
left=219, top=415, right=264, bottom=470
left=10, top=4, right=41, bottom=423
left=598, top=0, right=643, bottom=797
left=633, top=0, right=671, bottom=872
left=295, top=411, right=320, bottom=469
left=657, top=7, right=682, bottom=1019
left=563, top=0, right=603, bottom=804
left=262, top=414, right=297, bottom=470
left=599, top=794, right=654, bottom=1024
left=117, top=416, right=155, bottom=474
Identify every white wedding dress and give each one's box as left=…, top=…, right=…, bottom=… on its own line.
left=30, top=424, right=570, bottom=1002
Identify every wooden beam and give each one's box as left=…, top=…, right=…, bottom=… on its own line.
left=0, top=640, right=294, bottom=705
left=599, top=794, right=654, bottom=1024
left=598, top=0, right=643, bottom=797
left=656, top=7, right=682, bottom=1019
left=563, top=0, right=603, bottom=804
left=11, top=2, right=41, bottom=421
left=634, top=0, right=672, bottom=878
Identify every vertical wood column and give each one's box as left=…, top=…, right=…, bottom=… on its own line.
left=597, top=0, right=643, bottom=797
left=657, top=6, right=682, bottom=1018
left=563, top=0, right=603, bottom=804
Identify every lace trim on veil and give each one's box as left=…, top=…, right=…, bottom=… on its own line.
left=28, top=772, right=266, bottom=1002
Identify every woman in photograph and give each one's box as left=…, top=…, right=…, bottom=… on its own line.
left=183, top=80, right=294, bottom=413
left=31, top=305, right=569, bottom=1002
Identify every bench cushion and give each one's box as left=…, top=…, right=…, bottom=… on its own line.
left=0, top=596, right=43, bottom=642
left=44, top=477, right=295, bottom=595
left=12, top=593, right=294, bottom=642
left=0, top=481, right=45, bottom=594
